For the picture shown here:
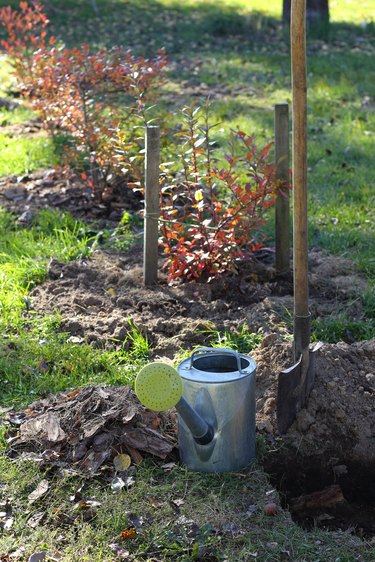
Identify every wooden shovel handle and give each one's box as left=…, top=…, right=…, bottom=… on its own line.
left=291, top=0, right=309, bottom=317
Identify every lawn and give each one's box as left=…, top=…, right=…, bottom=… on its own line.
left=0, top=1, right=374, bottom=560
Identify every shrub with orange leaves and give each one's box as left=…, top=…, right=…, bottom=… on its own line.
left=29, top=43, right=166, bottom=194
left=159, top=104, right=286, bottom=283
left=0, top=2, right=166, bottom=196
left=0, top=1, right=55, bottom=93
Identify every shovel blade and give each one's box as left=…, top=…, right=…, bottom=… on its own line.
left=277, top=345, right=319, bottom=434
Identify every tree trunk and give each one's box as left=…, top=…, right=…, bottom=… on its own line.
left=283, top=0, right=329, bottom=28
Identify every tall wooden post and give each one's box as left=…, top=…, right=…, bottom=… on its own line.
left=292, top=0, right=309, bottom=322
left=274, top=103, right=290, bottom=275
left=143, top=125, right=160, bottom=286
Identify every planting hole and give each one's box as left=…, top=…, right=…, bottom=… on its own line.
left=264, top=454, right=375, bottom=538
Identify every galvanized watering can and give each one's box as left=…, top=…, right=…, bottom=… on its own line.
left=135, top=347, right=256, bottom=473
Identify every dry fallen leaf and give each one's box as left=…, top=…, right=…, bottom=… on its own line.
left=126, top=446, right=143, bottom=465
left=66, top=336, right=84, bottom=344
left=148, top=495, right=161, bottom=509
left=111, top=476, right=126, bottom=492
left=119, top=527, right=136, bottom=541
left=148, top=416, right=161, bottom=430
left=27, top=511, right=46, bottom=528
left=161, top=462, right=176, bottom=471
left=65, top=388, right=81, bottom=400
left=113, top=453, right=131, bottom=472
left=28, top=480, right=49, bottom=504
left=172, top=498, right=185, bottom=507
left=64, top=363, right=74, bottom=373
left=0, top=513, right=13, bottom=531
left=76, top=500, right=102, bottom=510
left=109, top=543, right=130, bottom=559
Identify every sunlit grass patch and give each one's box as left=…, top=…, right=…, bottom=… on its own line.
left=0, top=105, right=36, bottom=126
left=0, top=209, right=93, bottom=329
left=0, top=132, right=59, bottom=176
left=205, top=323, right=263, bottom=354
left=0, top=207, right=148, bottom=406
left=312, top=314, right=375, bottom=343
left=0, top=328, right=142, bottom=407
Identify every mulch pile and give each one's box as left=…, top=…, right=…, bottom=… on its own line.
left=4, top=385, right=177, bottom=475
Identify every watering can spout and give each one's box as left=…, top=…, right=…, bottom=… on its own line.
left=135, top=362, right=214, bottom=446
left=176, top=396, right=214, bottom=445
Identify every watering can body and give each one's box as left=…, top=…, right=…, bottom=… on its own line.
left=177, top=348, right=256, bottom=473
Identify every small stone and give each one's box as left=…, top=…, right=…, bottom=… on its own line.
left=17, top=209, right=33, bottom=226
left=263, top=397, right=276, bottom=415
left=257, top=420, right=273, bottom=433
left=261, top=333, right=278, bottom=348
left=296, top=410, right=315, bottom=432
left=336, top=410, right=346, bottom=421
left=264, top=502, right=277, bottom=516
left=358, top=386, right=364, bottom=392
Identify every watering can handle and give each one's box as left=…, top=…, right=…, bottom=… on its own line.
left=189, top=347, right=244, bottom=373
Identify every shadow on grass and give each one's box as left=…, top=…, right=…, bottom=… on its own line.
left=43, top=0, right=281, bottom=52
left=34, top=0, right=373, bottom=52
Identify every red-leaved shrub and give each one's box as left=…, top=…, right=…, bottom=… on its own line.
left=0, top=1, right=166, bottom=195
left=159, top=104, right=284, bottom=282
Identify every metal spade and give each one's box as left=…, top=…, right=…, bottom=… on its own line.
left=276, top=0, right=320, bottom=434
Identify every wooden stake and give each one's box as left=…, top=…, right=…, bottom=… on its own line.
left=274, top=103, right=290, bottom=275
left=291, top=0, right=309, bottom=319
left=144, top=125, right=160, bottom=286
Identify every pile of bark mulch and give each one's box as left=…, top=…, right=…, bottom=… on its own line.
left=0, top=168, right=142, bottom=225
left=4, top=385, right=178, bottom=476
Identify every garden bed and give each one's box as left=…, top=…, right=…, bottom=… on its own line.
left=2, top=193, right=373, bottom=536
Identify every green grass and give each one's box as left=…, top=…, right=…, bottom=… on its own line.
left=312, top=314, right=375, bottom=344
left=0, top=208, right=147, bottom=407
left=0, top=132, right=58, bottom=176
left=0, top=455, right=373, bottom=561
left=0, top=209, right=93, bottom=329
left=0, top=322, right=148, bottom=407
left=205, top=323, right=263, bottom=354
